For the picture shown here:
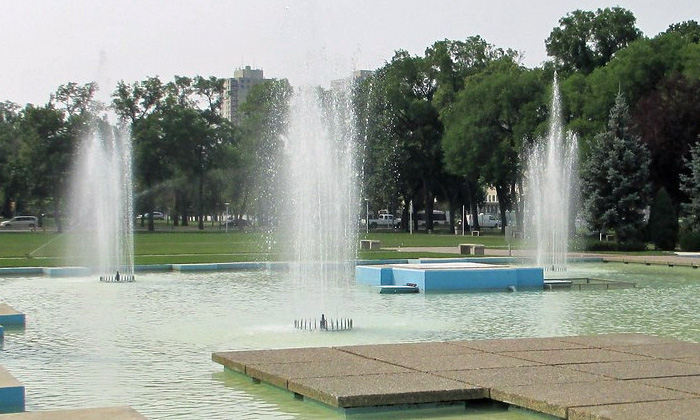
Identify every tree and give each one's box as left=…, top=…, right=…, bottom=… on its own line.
left=441, top=58, right=546, bottom=231
left=647, top=187, right=679, bottom=250
left=580, top=93, right=651, bottom=243
left=0, top=101, right=23, bottom=218
left=546, top=7, right=642, bottom=74
left=237, top=79, right=292, bottom=225
left=680, top=142, right=700, bottom=231
left=17, top=104, right=71, bottom=231
left=633, top=73, right=700, bottom=207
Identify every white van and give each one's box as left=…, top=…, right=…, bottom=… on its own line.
left=1, top=216, right=38, bottom=231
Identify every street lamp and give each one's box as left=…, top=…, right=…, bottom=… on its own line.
left=224, top=202, right=230, bottom=234
left=364, top=199, right=369, bottom=234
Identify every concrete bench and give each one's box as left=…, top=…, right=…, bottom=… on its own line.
left=470, top=231, right=480, bottom=236
left=459, top=244, right=485, bottom=256
left=360, top=240, right=381, bottom=250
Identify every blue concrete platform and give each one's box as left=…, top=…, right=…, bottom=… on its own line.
left=356, top=262, right=544, bottom=292
left=0, top=365, right=25, bottom=413
left=0, top=303, right=25, bottom=327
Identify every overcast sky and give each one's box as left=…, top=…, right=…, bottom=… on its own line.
left=1, top=0, right=698, bottom=106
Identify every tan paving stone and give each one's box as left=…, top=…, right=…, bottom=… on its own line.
left=0, top=407, right=146, bottom=420
left=505, top=348, right=648, bottom=365
left=384, top=352, right=541, bottom=372
left=568, top=359, right=700, bottom=380
left=245, top=357, right=413, bottom=389
left=451, top=337, right=588, bottom=353
left=438, top=365, right=610, bottom=390
left=337, top=341, right=482, bottom=360
left=608, top=342, right=700, bottom=359
left=568, top=398, right=700, bottom=420
left=490, top=380, right=691, bottom=418
left=288, top=372, right=487, bottom=408
left=212, top=347, right=357, bottom=373
left=638, top=375, right=700, bottom=395
left=555, top=333, right=679, bottom=348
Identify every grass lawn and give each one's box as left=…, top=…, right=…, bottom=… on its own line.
left=0, top=228, right=664, bottom=268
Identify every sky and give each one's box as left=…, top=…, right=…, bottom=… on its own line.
left=1, top=0, right=698, bottom=107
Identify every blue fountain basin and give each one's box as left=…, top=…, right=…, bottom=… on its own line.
left=356, top=262, right=544, bottom=292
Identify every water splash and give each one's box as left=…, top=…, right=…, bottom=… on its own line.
left=525, top=75, right=578, bottom=270
left=280, top=85, right=359, bottom=319
left=67, top=124, right=134, bottom=278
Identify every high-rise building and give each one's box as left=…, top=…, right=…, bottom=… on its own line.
left=222, top=66, right=266, bottom=124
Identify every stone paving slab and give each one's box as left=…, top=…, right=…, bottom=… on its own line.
left=638, top=375, right=700, bottom=396
left=288, top=371, right=487, bottom=408
left=377, top=352, right=542, bottom=372
left=0, top=406, right=146, bottom=420
left=555, top=333, right=680, bottom=348
left=451, top=337, right=588, bottom=352
left=337, top=341, right=483, bottom=360
left=213, top=333, right=700, bottom=419
left=607, top=341, right=700, bottom=359
left=567, top=359, right=700, bottom=380
left=504, top=348, right=649, bottom=365
left=212, top=347, right=356, bottom=373
left=437, top=365, right=611, bottom=391
left=567, top=398, right=700, bottom=420
left=490, top=380, right=692, bottom=419
left=246, top=357, right=413, bottom=389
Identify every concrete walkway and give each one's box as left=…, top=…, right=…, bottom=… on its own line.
left=391, top=246, right=700, bottom=268
left=213, top=333, right=700, bottom=419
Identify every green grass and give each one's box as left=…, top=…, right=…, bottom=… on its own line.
left=1, top=228, right=667, bottom=268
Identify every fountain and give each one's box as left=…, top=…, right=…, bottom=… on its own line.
left=66, top=122, right=135, bottom=281
left=280, top=86, right=359, bottom=330
left=525, top=75, right=579, bottom=271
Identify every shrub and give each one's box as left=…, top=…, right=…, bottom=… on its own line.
left=647, top=187, right=679, bottom=250
left=679, top=231, right=700, bottom=251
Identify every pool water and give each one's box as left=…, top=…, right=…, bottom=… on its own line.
left=1, top=262, right=698, bottom=419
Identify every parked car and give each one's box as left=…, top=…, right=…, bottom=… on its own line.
left=1, top=215, right=38, bottom=231
left=221, top=218, right=250, bottom=228
left=140, top=212, right=165, bottom=220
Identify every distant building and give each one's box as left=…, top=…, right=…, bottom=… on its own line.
left=222, top=66, right=266, bottom=124
left=330, top=70, right=374, bottom=91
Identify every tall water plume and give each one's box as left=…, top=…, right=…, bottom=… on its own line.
left=67, top=124, right=134, bottom=278
left=525, top=76, right=578, bottom=270
left=281, top=85, right=359, bottom=320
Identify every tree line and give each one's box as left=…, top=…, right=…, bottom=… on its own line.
left=1, top=8, right=699, bottom=249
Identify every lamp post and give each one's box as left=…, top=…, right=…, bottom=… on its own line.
left=365, top=199, right=369, bottom=234
left=224, top=202, right=230, bottom=234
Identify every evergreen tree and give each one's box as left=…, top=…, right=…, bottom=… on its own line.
left=680, top=142, right=700, bottom=231
left=648, top=187, right=679, bottom=250
left=581, top=93, right=651, bottom=243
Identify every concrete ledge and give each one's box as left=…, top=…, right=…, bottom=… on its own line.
left=360, top=240, right=381, bottom=250
left=41, top=267, right=91, bottom=277
left=0, top=267, right=43, bottom=276
left=459, top=244, right=485, bottom=255
left=171, top=263, right=219, bottom=272
left=0, top=365, right=25, bottom=414
left=0, top=406, right=147, bottom=419
left=0, top=304, right=25, bottom=327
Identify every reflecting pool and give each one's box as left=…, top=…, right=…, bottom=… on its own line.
left=1, top=262, right=699, bottom=419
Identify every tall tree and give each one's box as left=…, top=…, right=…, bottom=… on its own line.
left=237, top=79, right=292, bottom=225
left=633, top=73, right=700, bottom=207
left=0, top=101, right=23, bottom=218
left=647, top=187, right=679, bottom=250
left=441, top=58, right=546, bottom=231
left=17, top=104, right=71, bottom=231
left=680, top=142, right=700, bottom=231
left=580, top=93, right=651, bottom=243
left=546, top=7, right=642, bottom=74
